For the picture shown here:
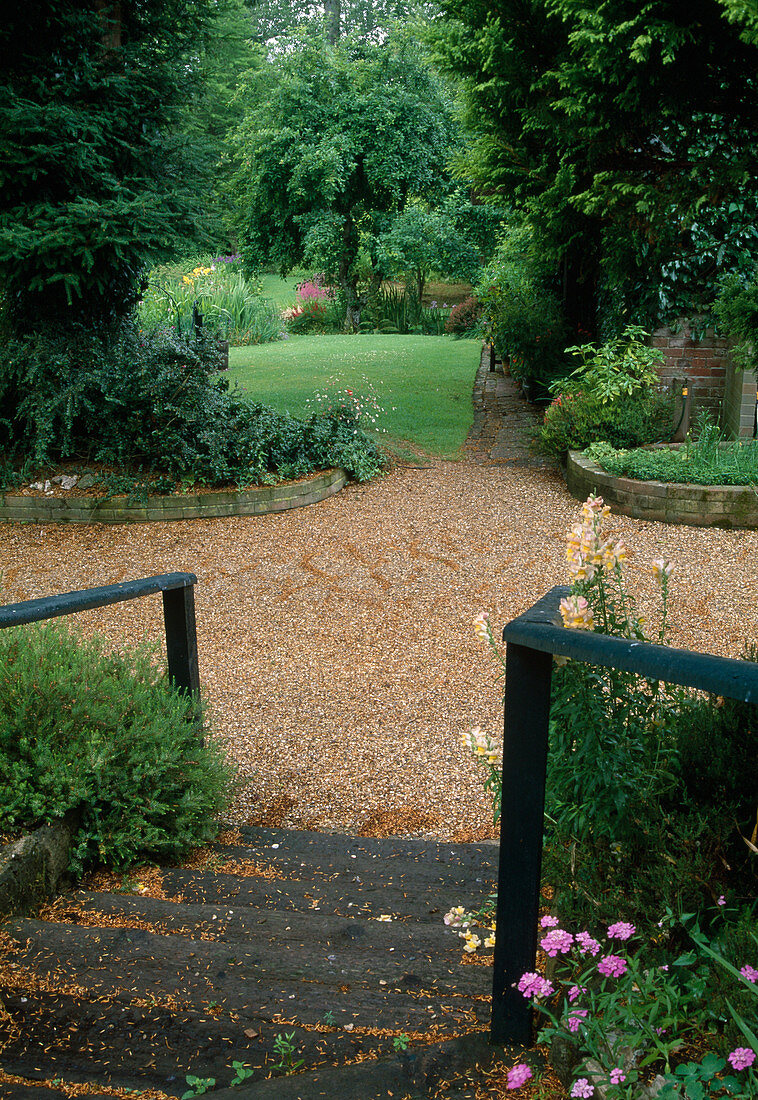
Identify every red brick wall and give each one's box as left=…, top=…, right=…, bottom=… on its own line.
left=650, top=323, right=733, bottom=423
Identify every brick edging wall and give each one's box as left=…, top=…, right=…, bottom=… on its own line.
left=0, top=468, right=348, bottom=524
left=566, top=451, right=758, bottom=528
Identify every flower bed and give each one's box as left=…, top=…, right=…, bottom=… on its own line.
left=0, top=468, right=348, bottom=524
left=566, top=449, right=758, bottom=528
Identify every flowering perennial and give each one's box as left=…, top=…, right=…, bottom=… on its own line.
left=506, top=1063, right=532, bottom=1090
left=540, top=927, right=575, bottom=956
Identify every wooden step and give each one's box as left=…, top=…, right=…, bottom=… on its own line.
left=0, top=830, right=501, bottom=1098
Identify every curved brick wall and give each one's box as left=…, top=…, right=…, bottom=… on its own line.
left=566, top=451, right=758, bottom=528
left=0, top=468, right=348, bottom=524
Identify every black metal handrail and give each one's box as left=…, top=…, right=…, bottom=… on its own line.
left=491, top=585, right=758, bottom=1045
left=0, top=572, right=200, bottom=699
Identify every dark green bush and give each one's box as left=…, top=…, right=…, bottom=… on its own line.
left=475, top=222, right=571, bottom=391
left=0, top=622, right=234, bottom=873
left=0, top=321, right=385, bottom=487
left=545, top=663, right=758, bottom=941
left=538, top=389, right=674, bottom=457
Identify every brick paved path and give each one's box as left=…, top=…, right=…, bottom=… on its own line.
left=465, top=345, right=557, bottom=469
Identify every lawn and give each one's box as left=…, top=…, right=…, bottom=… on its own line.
left=258, top=271, right=306, bottom=309
left=228, top=334, right=480, bottom=457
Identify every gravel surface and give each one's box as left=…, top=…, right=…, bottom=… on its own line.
left=1, top=459, right=757, bottom=841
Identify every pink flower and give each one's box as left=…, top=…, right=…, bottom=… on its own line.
left=506, top=1063, right=533, bottom=1089
left=571, top=1079, right=594, bottom=1098
left=597, top=954, right=627, bottom=978
left=740, top=965, right=758, bottom=983
left=728, top=1048, right=756, bottom=1071
left=568, top=984, right=586, bottom=1003
left=566, top=1009, right=588, bottom=1033
left=607, top=921, right=635, bottom=941
left=517, top=972, right=554, bottom=999
left=540, top=928, right=575, bottom=957
left=717, top=895, right=726, bottom=906
left=540, top=914, right=559, bottom=928
left=576, top=931, right=601, bottom=956
left=610, top=1068, right=626, bottom=1085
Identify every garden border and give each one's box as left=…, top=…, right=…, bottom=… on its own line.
left=0, top=467, right=348, bottom=524
left=566, top=450, right=758, bottom=528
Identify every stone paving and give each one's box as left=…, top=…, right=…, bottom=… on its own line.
left=465, top=344, right=557, bottom=469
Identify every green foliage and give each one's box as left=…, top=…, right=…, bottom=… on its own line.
left=0, top=322, right=385, bottom=487
left=0, top=622, right=233, bottom=873
left=585, top=433, right=758, bottom=486
left=375, top=205, right=480, bottom=304
left=475, top=223, right=570, bottom=391
left=228, top=29, right=457, bottom=327
left=444, top=296, right=482, bottom=336
left=557, top=326, right=665, bottom=404
left=543, top=501, right=757, bottom=934
left=360, top=286, right=451, bottom=335
left=432, top=0, right=758, bottom=331
left=539, top=390, right=674, bottom=458
left=248, top=0, right=440, bottom=43
left=0, top=0, right=223, bottom=332
left=182, top=1076, right=217, bottom=1099
left=272, top=1032, right=304, bottom=1075
left=139, top=257, right=283, bottom=346
left=714, top=268, right=758, bottom=372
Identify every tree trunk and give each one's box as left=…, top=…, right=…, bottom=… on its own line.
left=325, top=0, right=341, bottom=43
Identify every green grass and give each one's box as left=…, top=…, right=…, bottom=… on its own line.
left=228, top=334, right=480, bottom=457
left=258, top=271, right=307, bottom=309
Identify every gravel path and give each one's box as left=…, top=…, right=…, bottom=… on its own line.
left=2, top=361, right=758, bottom=841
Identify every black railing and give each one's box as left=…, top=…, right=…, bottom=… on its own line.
left=491, top=585, right=758, bottom=1045
left=0, top=572, right=200, bottom=700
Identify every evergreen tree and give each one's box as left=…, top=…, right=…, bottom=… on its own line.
left=0, top=0, right=222, bottom=334
left=433, top=0, right=758, bottom=330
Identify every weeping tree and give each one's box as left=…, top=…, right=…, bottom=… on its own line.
left=229, top=31, right=457, bottom=328
left=0, top=0, right=224, bottom=335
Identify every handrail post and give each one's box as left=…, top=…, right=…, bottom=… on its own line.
left=491, top=640, right=553, bottom=1045
left=162, top=584, right=201, bottom=702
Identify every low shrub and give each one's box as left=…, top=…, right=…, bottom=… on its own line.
left=444, top=296, right=482, bottom=336
left=539, top=389, right=674, bottom=457
left=0, top=621, right=234, bottom=872
left=538, top=326, right=675, bottom=457
left=585, top=433, right=758, bottom=485
left=0, top=321, right=386, bottom=488
left=475, top=222, right=571, bottom=392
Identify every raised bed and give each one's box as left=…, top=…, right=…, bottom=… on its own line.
left=0, top=467, right=348, bottom=524
left=566, top=450, right=758, bottom=528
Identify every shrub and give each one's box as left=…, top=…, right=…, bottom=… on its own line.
left=0, top=621, right=234, bottom=872
left=444, top=296, right=482, bottom=335
left=475, top=222, right=570, bottom=392
left=557, top=325, right=665, bottom=404
left=0, top=321, right=385, bottom=489
left=538, top=389, right=674, bottom=457
left=585, top=434, right=758, bottom=485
